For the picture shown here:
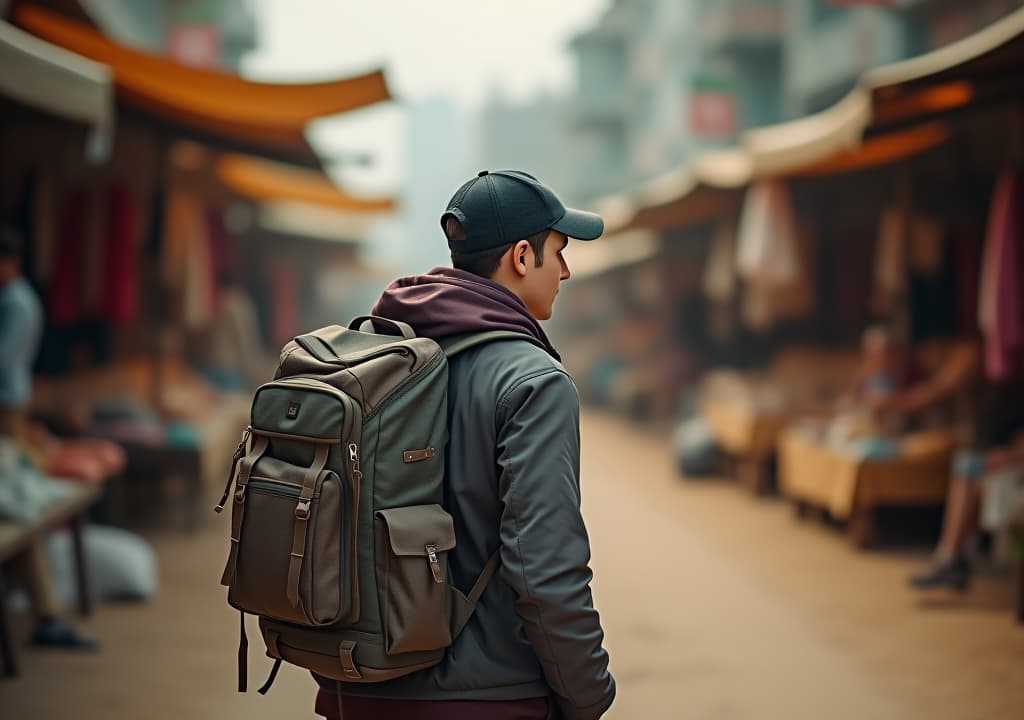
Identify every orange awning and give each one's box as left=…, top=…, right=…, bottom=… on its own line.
left=216, top=154, right=395, bottom=213
left=15, top=5, right=392, bottom=167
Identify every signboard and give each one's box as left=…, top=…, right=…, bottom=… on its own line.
left=690, top=91, right=738, bottom=139
left=167, top=25, right=221, bottom=69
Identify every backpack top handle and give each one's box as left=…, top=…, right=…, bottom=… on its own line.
left=348, top=315, right=416, bottom=340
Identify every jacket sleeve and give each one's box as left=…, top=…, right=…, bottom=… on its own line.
left=495, top=368, right=615, bottom=720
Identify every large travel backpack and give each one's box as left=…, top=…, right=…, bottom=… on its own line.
left=214, top=316, right=535, bottom=695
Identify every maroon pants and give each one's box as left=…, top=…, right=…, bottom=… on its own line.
left=315, top=687, right=558, bottom=720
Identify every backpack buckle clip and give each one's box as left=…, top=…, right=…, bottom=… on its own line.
left=294, top=500, right=311, bottom=520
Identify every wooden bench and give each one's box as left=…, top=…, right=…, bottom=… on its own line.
left=0, top=483, right=101, bottom=677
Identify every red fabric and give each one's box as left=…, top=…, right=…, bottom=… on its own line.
left=980, top=171, right=1024, bottom=380
left=314, top=688, right=557, bottom=720
left=101, top=184, right=139, bottom=324
left=50, top=187, right=87, bottom=325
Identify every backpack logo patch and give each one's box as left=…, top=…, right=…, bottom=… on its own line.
left=286, top=402, right=300, bottom=420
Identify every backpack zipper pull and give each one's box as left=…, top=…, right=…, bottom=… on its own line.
left=215, top=427, right=251, bottom=513
left=425, top=544, right=443, bottom=584
left=348, top=443, right=362, bottom=482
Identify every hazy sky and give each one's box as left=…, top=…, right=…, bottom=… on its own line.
left=242, top=0, right=609, bottom=193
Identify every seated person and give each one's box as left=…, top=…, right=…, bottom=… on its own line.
left=0, top=226, right=97, bottom=649
left=910, top=376, right=1024, bottom=591
left=842, top=325, right=915, bottom=412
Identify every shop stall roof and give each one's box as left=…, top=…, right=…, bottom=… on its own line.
left=14, top=5, right=392, bottom=168
left=0, top=18, right=112, bottom=131
left=602, top=6, right=1024, bottom=233
left=215, top=154, right=396, bottom=214
left=256, top=200, right=377, bottom=247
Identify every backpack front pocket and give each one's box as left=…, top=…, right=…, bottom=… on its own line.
left=229, top=454, right=354, bottom=626
left=374, top=504, right=455, bottom=654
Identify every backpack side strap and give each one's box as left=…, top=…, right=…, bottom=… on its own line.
left=450, top=549, right=501, bottom=637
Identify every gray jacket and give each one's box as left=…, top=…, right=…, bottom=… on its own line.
left=344, top=338, right=615, bottom=720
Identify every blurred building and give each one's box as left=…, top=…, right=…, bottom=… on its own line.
left=566, top=0, right=787, bottom=205
left=783, top=0, right=1024, bottom=117
left=476, top=88, right=573, bottom=200
left=564, top=0, right=1024, bottom=204
left=74, top=0, right=257, bottom=70
left=398, top=97, right=472, bottom=275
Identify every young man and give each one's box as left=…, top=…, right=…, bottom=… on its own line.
left=0, top=227, right=98, bottom=650
left=314, top=171, right=616, bottom=720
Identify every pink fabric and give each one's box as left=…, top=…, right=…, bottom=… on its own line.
left=978, top=170, right=1024, bottom=381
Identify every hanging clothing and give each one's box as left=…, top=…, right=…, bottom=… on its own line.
left=978, top=170, right=1024, bottom=381
left=100, top=184, right=139, bottom=324
left=873, top=206, right=906, bottom=315
left=736, top=180, right=810, bottom=331
left=703, top=220, right=737, bottom=303
left=50, top=187, right=86, bottom=326
left=33, top=171, right=57, bottom=284
left=269, top=263, right=300, bottom=349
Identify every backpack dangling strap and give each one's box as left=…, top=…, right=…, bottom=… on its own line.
left=220, top=434, right=269, bottom=587
left=237, top=610, right=248, bottom=693
left=287, top=444, right=330, bottom=608
left=215, top=427, right=251, bottom=513
left=451, top=549, right=501, bottom=636
left=468, top=549, right=501, bottom=605
left=256, top=658, right=283, bottom=695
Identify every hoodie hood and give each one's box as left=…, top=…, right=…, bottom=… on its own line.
left=371, top=267, right=560, bottom=360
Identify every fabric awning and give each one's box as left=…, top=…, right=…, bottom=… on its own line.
left=14, top=5, right=392, bottom=167
left=602, top=6, right=1024, bottom=232
left=216, top=154, right=396, bottom=214
left=0, top=18, right=112, bottom=131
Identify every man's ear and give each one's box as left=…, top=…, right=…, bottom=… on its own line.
left=512, top=239, right=531, bottom=278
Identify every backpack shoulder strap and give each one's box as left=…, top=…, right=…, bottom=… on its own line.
left=439, top=330, right=543, bottom=359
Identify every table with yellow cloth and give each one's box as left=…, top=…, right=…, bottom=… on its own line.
left=778, top=426, right=956, bottom=546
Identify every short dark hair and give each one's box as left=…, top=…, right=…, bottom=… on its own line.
left=444, top=215, right=550, bottom=278
left=0, top=226, right=22, bottom=259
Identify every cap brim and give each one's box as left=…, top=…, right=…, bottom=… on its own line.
left=550, top=207, right=604, bottom=241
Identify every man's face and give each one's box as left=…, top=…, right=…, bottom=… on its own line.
left=520, top=231, right=570, bottom=321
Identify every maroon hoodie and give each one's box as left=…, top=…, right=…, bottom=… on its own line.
left=371, top=267, right=560, bottom=361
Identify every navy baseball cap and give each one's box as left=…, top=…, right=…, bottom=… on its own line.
left=441, top=170, right=604, bottom=253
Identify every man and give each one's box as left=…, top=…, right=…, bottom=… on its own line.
left=314, top=171, right=615, bottom=720
left=0, top=226, right=97, bottom=650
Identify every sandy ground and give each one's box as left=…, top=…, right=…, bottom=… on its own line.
left=2, top=409, right=1022, bottom=719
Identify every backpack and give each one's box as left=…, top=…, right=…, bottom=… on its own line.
left=214, top=316, right=537, bottom=696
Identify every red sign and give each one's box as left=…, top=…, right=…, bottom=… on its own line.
left=690, top=92, right=738, bottom=139
left=167, top=25, right=221, bottom=68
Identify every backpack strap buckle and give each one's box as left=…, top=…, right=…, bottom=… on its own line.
left=294, top=500, right=311, bottom=520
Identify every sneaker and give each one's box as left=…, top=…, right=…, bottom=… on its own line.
left=909, top=555, right=971, bottom=592
left=30, top=619, right=100, bottom=651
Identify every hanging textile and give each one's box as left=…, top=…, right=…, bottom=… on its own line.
left=32, top=171, right=57, bottom=284
left=100, top=184, right=139, bottom=324
left=978, top=170, right=1024, bottom=381
left=703, top=220, right=737, bottom=303
left=872, top=206, right=906, bottom=315
left=49, top=187, right=86, bottom=326
left=736, top=180, right=809, bottom=332
left=80, top=187, right=105, bottom=315
left=269, top=262, right=299, bottom=349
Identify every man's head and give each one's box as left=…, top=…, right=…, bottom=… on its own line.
left=0, top=226, right=23, bottom=286
left=442, top=170, right=603, bottom=321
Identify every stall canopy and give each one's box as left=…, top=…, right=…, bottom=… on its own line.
left=216, top=154, right=396, bottom=214
left=14, top=5, right=392, bottom=167
left=0, top=18, right=112, bottom=136
left=605, top=6, right=1024, bottom=234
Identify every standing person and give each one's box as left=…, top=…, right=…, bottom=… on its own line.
left=314, top=171, right=615, bottom=720
left=0, top=226, right=97, bottom=650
